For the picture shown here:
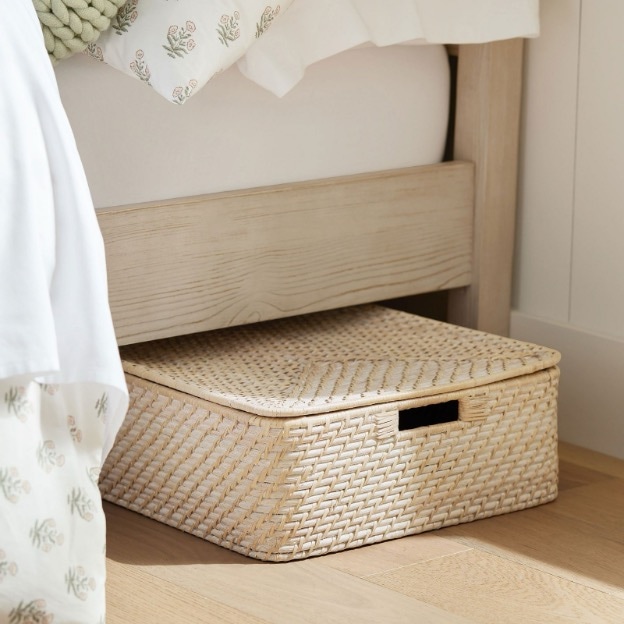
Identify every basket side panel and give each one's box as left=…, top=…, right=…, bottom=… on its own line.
left=265, top=367, right=559, bottom=560
left=99, top=376, right=299, bottom=557
left=101, top=368, right=559, bottom=561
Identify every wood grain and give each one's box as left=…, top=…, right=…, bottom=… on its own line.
left=147, top=558, right=471, bottom=624
left=367, top=548, right=624, bottom=624
left=104, top=506, right=469, bottom=624
left=559, top=441, right=624, bottom=479
left=557, top=458, right=615, bottom=492
left=319, top=533, right=472, bottom=578
left=439, top=502, right=624, bottom=597
left=545, top=479, right=624, bottom=544
left=106, top=561, right=265, bottom=624
left=448, top=39, right=525, bottom=336
left=98, top=163, right=474, bottom=345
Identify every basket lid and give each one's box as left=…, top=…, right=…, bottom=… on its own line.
left=120, top=305, right=560, bottom=418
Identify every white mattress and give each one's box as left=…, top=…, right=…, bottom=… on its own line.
left=55, top=43, right=450, bottom=209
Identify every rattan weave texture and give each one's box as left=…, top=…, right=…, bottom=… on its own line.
left=101, top=306, right=560, bottom=561
left=121, top=305, right=560, bottom=417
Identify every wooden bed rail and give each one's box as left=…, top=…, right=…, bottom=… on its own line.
left=99, top=163, right=474, bottom=346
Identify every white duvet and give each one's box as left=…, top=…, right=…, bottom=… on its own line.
left=90, top=0, right=540, bottom=103
left=0, top=0, right=127, bottom=620
left=239, top=0, right=541, bottom=96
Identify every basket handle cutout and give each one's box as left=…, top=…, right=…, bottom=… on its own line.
left=372, top=391, right=492, bottom=440
left=398, top=400, right=459, bottom=431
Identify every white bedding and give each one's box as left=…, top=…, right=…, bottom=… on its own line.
left=1, top=0, right=127, bottom=620
left=0, top=1, right=127, bottom=454
left=86, top=0, right=539, bottom=103
left=239, top=0, right=540, bottom=96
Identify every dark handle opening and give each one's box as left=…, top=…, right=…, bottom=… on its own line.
left=398, top=400, right=459, bottom=431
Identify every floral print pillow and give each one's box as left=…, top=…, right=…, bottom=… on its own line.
left=85, top=0, right=293, bottom=104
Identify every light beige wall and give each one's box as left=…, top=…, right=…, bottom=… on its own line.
left=571, top=0, right=624, bottom=337
left=516, top=0, right=624, bottom=340
left=513, top=0, right=624, bottom=458
left=514, top=0, right=579, bottom=323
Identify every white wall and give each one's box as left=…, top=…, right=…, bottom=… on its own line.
left=513, top=0, right=624, bottom=458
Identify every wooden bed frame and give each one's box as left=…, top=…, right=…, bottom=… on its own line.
left=97, top=40, right=524, bottom=346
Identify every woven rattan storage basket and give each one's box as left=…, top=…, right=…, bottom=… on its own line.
left=100, top=305, right=560, bottom=561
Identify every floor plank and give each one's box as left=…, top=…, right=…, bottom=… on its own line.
left=106, top=560, right=266, bottom=624
left=438, top=502, right=624, bottom=597
left=148, top=558, right=471, bottom=624
left=367, top=549, right=624, bottom=624
left=318, top=533, right=471, bottom=578
left=318, top=533, right=472, bottom=578
left=105, top=503, right=469, bottom=624
left=104, top=502, right=251, bottom=567
left=557, top=457, right=615, bottom=492
left=559, top=442, right=624, bottom=479
left=546, top=479, right=624, bottom=544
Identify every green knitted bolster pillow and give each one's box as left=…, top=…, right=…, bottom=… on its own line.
left=33, top=0, right=126, bottom=62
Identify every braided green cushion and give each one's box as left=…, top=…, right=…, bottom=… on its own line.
left=34, top=0, right=126, bottom=61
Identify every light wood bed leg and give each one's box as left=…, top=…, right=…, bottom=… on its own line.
left=448, top=39, right=524, bottom=336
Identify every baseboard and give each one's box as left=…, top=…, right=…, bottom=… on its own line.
left=511, top=311, right=624, bottom=460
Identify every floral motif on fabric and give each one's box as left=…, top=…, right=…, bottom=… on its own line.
left=95, top=392, right=109, bottom=420
left=41, top=385, right=59, bottom=396
left=0, top=550, right=18, bottom=583
left=82, top=0, right=298, bottom=104
left=37, top=440, right=65, bottom=473
left=84, top=43, right=104, bottom=62
left=67, top=415, right=82, bottom=443
left=130, top=49, right=151, bottom=84
left=86, top=466, right=101, bottom=487
left=8, top=600, right=53, bottom=624
left=256, top=5, right=281, bottom=38
left=0, top=467, right=30, bottom=503
left=112, top=0, right=139, bottom=34
left=163, top=22, right=197, bottom=58
left=65, top=566, right=96, bottom=601
left=67, top=487, right=95, bottom=522
left=172, top=79, right=198, bottom=105
left=4, top=386, right=31, bottom=422
left=217, top=12, right=240, bottom=47
left=30, top=519, right=65, bottom=552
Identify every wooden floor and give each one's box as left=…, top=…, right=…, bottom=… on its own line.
left=105, top=442, right=624, bottom=623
